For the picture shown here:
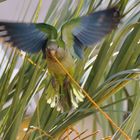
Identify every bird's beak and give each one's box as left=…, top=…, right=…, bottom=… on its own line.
left=46, top=48, right=56, bottom=58
left=50, top=49, right=56, bottom=56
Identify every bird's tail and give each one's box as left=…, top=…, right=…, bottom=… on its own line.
left=46, top=77, right=84, bottom=112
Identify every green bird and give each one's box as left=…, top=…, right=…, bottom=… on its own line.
left=0, top=7, right=120, bottom=111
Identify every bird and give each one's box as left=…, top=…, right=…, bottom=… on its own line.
left=0, top=7, right=120, bottom=112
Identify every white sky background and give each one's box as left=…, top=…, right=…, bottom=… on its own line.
left=0, top=0, right=52, bottom=21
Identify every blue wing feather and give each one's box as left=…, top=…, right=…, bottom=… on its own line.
left=73, top=36, right=85, bottom=58
left=71, top=7, right=120, bottom=57
left=0, top=22, right=47, bottom=53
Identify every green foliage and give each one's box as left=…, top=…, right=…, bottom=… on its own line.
left=0, top=0, right=140, bottom=140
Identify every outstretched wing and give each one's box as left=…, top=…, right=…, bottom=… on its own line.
left=0, top=22, right=57, bottom=53
left=61, top=7, right=120, bottom=58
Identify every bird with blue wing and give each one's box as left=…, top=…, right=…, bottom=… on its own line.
left=0, top=7, right=121, bottom=112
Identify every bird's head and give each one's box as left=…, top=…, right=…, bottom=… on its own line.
left=46, top=40, right=58, bottom=57
left=46, top=40, right=65, bottom=60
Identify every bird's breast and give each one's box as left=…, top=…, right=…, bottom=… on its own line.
left=46, top=48, right=75, bottom=77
